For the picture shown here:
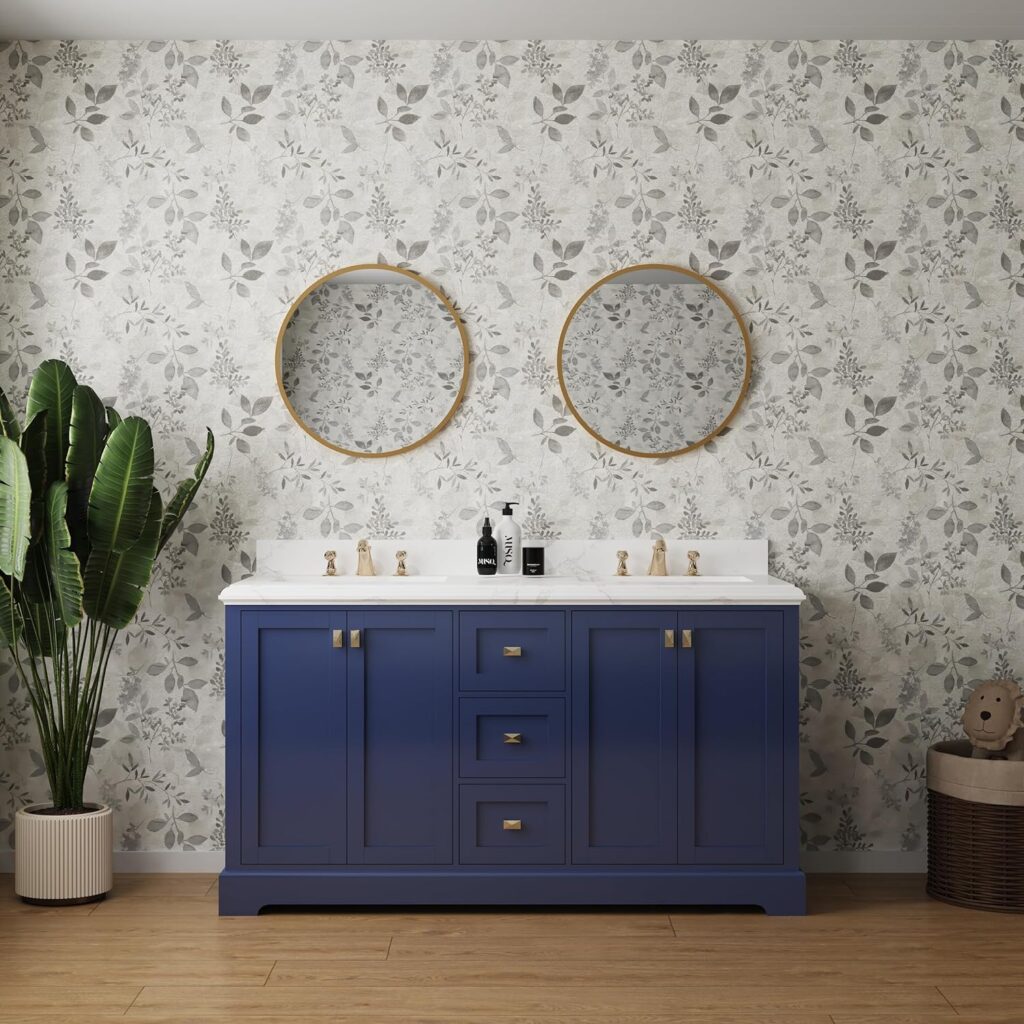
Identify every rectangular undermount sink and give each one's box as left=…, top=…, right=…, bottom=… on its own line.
left=303, top=575, right=449, bottom=583
left=609, top=575, right=751, bottom=583
left=356, top=575, right=448, bottom=582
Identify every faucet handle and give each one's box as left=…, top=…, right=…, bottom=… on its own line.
left=615, top=550, right=629, bottom=576
left=686, top=550, right=700, bottom=577
left=323, top=550, right=338, bottom=577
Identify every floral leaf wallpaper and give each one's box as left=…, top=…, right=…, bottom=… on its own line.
left=1, top=39, right=1022, bottom=857
left=280, top=275, right=465, bottom=453
left=561, top=278, right=747, bottom=452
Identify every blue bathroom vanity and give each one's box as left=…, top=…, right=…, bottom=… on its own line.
left=219, top=560, right=805, bottom=915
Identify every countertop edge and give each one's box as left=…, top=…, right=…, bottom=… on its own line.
left=218, top=580, right=806, bottom=606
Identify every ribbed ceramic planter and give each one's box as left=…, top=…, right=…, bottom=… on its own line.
left=14, top=803, right=113, bottom=905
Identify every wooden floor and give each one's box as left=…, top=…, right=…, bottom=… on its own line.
left=1, top=874, right=1023, bottom=1023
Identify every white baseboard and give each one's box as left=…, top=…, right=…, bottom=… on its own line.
left=2, top=849, right=924, bottom=874
left=801, top=850, right=926, bottom=873
left=0, top=850, right=226, bottom=873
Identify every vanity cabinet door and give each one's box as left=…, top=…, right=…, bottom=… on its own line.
left=678, top=609, right=785, bottom=865
left=346, top=610, right=454, bottom=864
left=239, top=610, right=347, bottom=865
left=571, top=610, right=678, bottom=864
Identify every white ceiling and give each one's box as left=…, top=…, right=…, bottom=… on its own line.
left=2, top=0, right=1022, bottom=40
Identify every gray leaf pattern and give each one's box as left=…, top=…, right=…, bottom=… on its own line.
left=0, top=39, right=1022, bottom=857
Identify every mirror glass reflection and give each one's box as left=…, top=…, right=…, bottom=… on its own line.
left=278, top=266, right=467, bottom=457
left=559, top=265, right=750, bottom=457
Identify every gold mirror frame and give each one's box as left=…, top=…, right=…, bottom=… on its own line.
left=275, top=263, right=471, bottom=458
left=556, top=263, right=752, bottom=459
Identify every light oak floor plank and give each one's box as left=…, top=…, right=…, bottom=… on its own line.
left=126, top=982, right=951, bottom=1016
left=939, top=984, right=1024, bottom=1015
left=0, top=872, right=1012, bottom=1022
left=0, top=959, right=274, bottom=987
left=0, top=1016, right=834, bottom=1024
left=0, top=987, right=141, bottom=1015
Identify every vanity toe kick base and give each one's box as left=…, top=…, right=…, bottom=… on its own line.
left=222, top=602, right=804, bottom=915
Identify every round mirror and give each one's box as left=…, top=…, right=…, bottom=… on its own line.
left=277, top=264, right=469, bottom=457
left=557, top=264, right=751, bottom=458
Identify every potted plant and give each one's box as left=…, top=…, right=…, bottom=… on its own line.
left=0, top=359, right=213, bottom=904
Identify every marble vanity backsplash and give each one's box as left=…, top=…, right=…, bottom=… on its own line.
left=255, top=538, right=769, bottom=579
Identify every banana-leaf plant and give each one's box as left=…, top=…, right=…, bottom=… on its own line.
left=0, top=359, right=214, bottom=812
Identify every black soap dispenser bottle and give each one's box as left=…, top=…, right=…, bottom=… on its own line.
left=476, top=517, right=498, bottom=575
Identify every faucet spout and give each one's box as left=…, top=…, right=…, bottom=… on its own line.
left=648, top=538, right=668, bottom=576
left=356, top=539, right=376, bottom=577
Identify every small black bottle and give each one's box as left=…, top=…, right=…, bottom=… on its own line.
left=476, top=517, right=498, bottom=575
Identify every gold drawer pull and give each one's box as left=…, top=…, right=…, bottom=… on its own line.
left=503, top=732, right=522, bottom=745
left=350, top=629, right=361, bottom=648
left=503, top=646, right=522, bottom=657
left=502, top=819, right=522, bottom=831
left=332, top=629, right=344, bottom=649
left=664, top=629, right=675, bottom=649
left=681, top=629, right=692, bottom=649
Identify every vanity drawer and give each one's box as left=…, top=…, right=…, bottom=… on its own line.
left=459, top=698, right=565, bottom=778
left=459, top=611, right=565, bottom=691
left=459, top=785, right=565, bottom=865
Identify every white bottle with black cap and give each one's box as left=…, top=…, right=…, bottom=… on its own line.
left=496, top=501, right=521, bottom=575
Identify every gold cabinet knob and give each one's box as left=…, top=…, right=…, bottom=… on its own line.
left=350, top=629, right=361, bottom=648
left=503, top=732, right=522, bottom=745
left=681, top=629, right=693, bottom=649
left=503, top=646, right=522, bottom=657
left=502, top=819, right=522, bottom=831
left=664, top=629, right=675, bottom=649
left=332, top=629, right=344, bottom=648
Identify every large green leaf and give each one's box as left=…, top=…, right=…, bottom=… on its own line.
left=158, top=428, right=215, bottom=554
left=0, top=576, right=23, bottom=647
left=46, top=482, right=83, bottom=628
left=19, top=410, right=47, bottom=540
left=0, top=387, right=21, bottom=442
left=106, top=406, right=122, bottom=431
left=87, top=416, right=154, bottom=554
left=66, top=385, right=107, bottom=564
left=84, top=488, right=162, bottom=629
left=0, top=436, right=31, bottom=581
left=25, top=359, right=77, bottom=486
left=67, top=385, right=106, bottom=490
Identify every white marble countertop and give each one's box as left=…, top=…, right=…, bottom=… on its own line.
left=219, top=537, right=804, bottom=605
left=219, top=573, right=804, bottom=606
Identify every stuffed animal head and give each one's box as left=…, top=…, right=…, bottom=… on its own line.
left=961, top=679, right=1024, bottom=751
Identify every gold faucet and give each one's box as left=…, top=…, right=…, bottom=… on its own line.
left=356, top=539, right=376, bottom=576
left=686, top=550, right=700, bottom=577
left=648, top=539, right=668, bottom=576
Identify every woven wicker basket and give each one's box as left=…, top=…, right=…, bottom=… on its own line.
left=927, top=740, right=1024, bottom=913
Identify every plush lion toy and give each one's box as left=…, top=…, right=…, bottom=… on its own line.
left=961, top=679, right=1024, bottom=760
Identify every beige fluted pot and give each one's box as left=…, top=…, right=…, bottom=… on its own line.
left=15, top=804, right=113, bottom=905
